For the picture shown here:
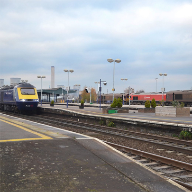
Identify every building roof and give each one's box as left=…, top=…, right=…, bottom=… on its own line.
left=37, top=88, right=77, bottom=95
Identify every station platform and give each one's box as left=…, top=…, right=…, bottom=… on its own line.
left=0, top=113, right=188, bottom=191
left=40, top=103, right=192, bottom=128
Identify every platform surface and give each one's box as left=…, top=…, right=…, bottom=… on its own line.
left=0, top=113, right=188, bottom=192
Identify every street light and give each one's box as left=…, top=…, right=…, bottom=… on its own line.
left=121, top=78, right=128, bottom=105
left=64, top=69, right=74, bottom=108
left=37, top=76, right=46, bottom=106
left=155, top=78, right=158, bottom=92
left=107, top=58, right=121, bottom=101
left=159, top=73, right=167, bottom=100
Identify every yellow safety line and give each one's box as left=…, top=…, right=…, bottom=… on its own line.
left=0, top=138, right=50, bottom=142
left=0, top=118, right=52, bottom=142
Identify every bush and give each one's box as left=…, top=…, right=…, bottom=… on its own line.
left=51, top=100, right=54, bottom=105
left=179, top=131, right=192, bottom=140
left=99, top=120, right=106, bottom=126
left=172, top=100, right=180, bottom=107
left=172, top=101, right=185, bottom=108
left=151, top=98, right=156, bottom=108
left=110, top=98, right=122, bottom=108
left=81, top=100, right=84, bottom=105
left=107, top=121, right=115, bottom=127
left=145, top=100, right=150, bottom=108
left=160, top=99, right=165, bottom=106
left=180, top=102, right=185, bottom=108
left=111, top=98, right=117, bottom=108
left=117, top=98, right=122, bottom=108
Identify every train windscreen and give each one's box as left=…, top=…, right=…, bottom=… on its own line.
left=21, top=88, right=35, bottom=95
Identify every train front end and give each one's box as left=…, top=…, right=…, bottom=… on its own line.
left=16, top=83, right=39, bottom=111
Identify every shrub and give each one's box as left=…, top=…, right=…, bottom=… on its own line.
left=99, top=120, right=106, bottom=126
left=151, top=98, right=156, bottom=108
left=145, top=100, right=150, bottom=108
left=117, top=98, right=122, bottom=108
left=81, top=100, right=84, bottom=105
left=179, top=131, right=192, bottom=140
left=172, top=100, right=180, bottom=107
left=107, top=121, right=115, bottom=127
left=51, top=100, right=54, bottom=105
left=180, top=102, right=185, bottom=108
left=110, top=98, right=117, bottom=108
left=160, top=99, right=165, bottom=106
left=111, top=98, right=122, bottom=108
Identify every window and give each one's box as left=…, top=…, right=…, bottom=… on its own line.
left=133, top=96, right=138, bottom=100
left=20, top=88, right=35, bottom=95
left=175, top=94, right=182, bottom=100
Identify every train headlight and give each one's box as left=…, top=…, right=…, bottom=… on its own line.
left=20, top=99, right=26, bottom=102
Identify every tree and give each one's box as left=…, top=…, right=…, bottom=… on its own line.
left=124, top=88, right=129, bottom=94
left=111, top=98, right=122, bottom=108
left=145, top=100, right=151, bottom=108
left=90, top=88, right=97, bottom=102
left=136, top=89, right=145, bottom=94
left=151, top=98, right=156, bottom=108
left=124, top=87, right=134, bottom=94
left=81, top=86, right=90, bottom=102
left=80, top=86, right=97, bottom=103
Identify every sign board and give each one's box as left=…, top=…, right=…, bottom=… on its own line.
left=161, top=88, right=165, bottom=92
left=112, top=88, right=115, bottom=91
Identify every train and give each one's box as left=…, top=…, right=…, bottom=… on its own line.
left=99, top=90, right=192, bottom=106
left=166, top=90, right=192, bottom=106
left=129, top=92, right=166, bottom=105
left=0, top=82, right=39, bottom=112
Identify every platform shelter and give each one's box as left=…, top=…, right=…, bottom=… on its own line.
left=37, top=88, right=77, bottom=102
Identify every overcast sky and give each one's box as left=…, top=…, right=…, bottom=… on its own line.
left=0, top=0, right=192, bottom=93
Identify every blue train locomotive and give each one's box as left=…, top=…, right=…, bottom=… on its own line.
left=0, top=82, right=39, bottom=112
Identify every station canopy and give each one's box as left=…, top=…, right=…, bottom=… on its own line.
left=37, top=88, right=77, bottom=95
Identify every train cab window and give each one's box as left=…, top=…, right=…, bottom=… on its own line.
left=175, top=94, right=182, bottom=100
left=133, top=96, right=138, bottom=100
left=20, top=88, right=35, bottom=95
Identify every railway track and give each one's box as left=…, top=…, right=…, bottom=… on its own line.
left=2, top=111, right=192, bottom=190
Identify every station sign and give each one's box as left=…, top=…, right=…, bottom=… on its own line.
left=161, top=88, right=165, bottom=92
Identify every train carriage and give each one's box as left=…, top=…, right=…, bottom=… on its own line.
left=130, top=92, right=166, bottom=105
left=0, top=82, right=39, bottom=112
left=166, top=90, right=192, bottom=106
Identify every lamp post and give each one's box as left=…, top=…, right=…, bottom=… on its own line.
left=107, top=58, right=121, bottom=101
left=121, top=78, right=128, bottom=105
left=89, top=87, right=92, bottom=104
left=64, top=69, right=74, bottom=108
left=159, top=73, right=167, bottom=100
left=99, top=79, right=107, bottom=110
left=37, top=76, right=46, bottom=106
left=155, top=78, right=158, bottom=92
